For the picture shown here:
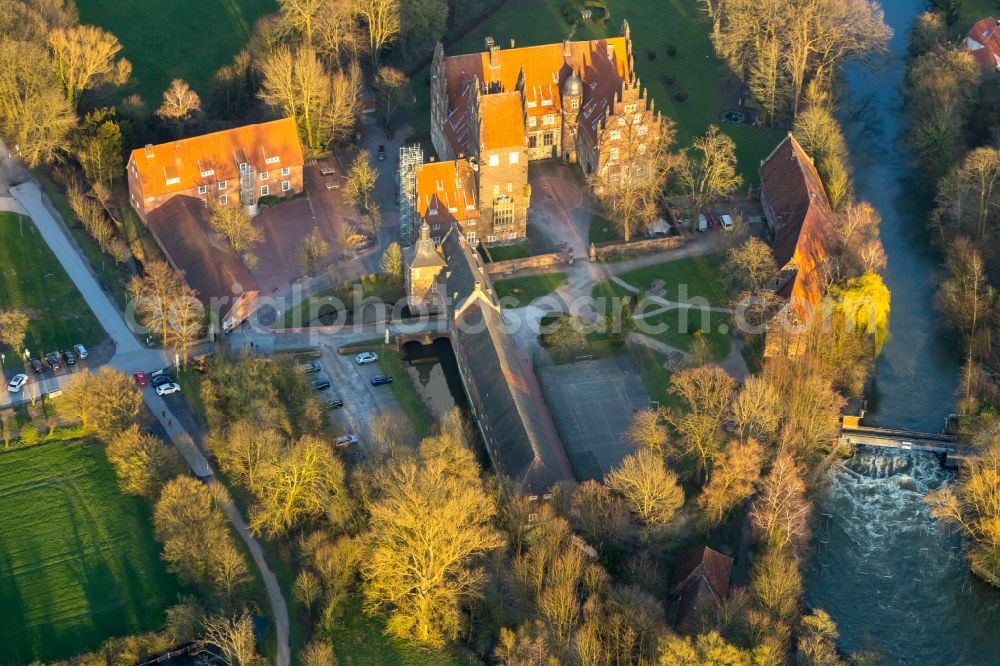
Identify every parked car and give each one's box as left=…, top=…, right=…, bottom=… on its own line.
left=335, top=434, right=359, bottom=447
left=312, top=378, right=331, bottom=391
left=355, top=351, right=378, bottom=365
left=326, top=397, right=344, bottom=409
left=133, top=371, right=149, bottom=387
left=377, top=144, right=386, bottom=161
left=29, top=358, right=43, bottom=374
left=370, top=374, right=393, bottom=386
left=697, top=214, right=708, bottom=232
left=7, top=374, right=27, bottom=393
left=319, top=165, right=336, bottom=176
left=151, top=374, right=174, bottom=388
left=73, top=344, right=88, bottom=359
left=302, top=361, right=322, bottom=374
left=721, top=214, right=733, bottom=231
left=45, top=352, right=61, bottom=371
left=155, top=382, right=181, bottom=396
left=150, top=366, right=175, bottom=379
left=62, top=349, right=76, bottom=365
left=325, top=180, right=340, bottom=190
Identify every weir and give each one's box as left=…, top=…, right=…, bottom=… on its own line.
left=838, top=425, right=972, bottom=467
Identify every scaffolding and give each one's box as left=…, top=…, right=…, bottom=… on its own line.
left=398, top=144, right=423, bottom=246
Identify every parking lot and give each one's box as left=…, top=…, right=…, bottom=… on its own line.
left=1, top=346, right=101, bottom=407
left=538, top=356, right=650, bottom=480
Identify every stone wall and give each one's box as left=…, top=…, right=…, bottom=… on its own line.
left=590, top=235, right=685, bottom=260
left=484, top=249, right=574, bottom=275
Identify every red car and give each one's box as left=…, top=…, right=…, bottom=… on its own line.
left=133, top=371, right=149, bottom=387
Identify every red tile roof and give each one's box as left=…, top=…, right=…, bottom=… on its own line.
left=415, top=159, right=478, bottom=222
left=967, top=17, right=1000, bottom=69
left=670, top=546, right=733, bottom=631
left=478, top=92, right=525, bottom=150
left=760, top=134, right=836, bottom=314
left=128, top=118, right=303, bottom=199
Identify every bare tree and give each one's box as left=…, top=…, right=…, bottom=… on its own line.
left=355, top=0, right=401, bottom=67
left=725, top=237, right=777, bottom=293
left=106, top=424, right=183, bottom=499
left=665, top=365, right=736, bottom=480
left=157, top=79, right=201, bottom=119
left=750, top=452, right=811, bottom=552
left=624, top=409, right=669, bottom=455
left=297, top=227, right=330, bottom=275
left=0, top=308, right=29, bottom=351
left=278, top=0, right=322, bottom=45
left=59, top=368, right=144, bottom=439
left=604, top=448, right=685, bottom=529
left=374, top=66, right=410, bottom=136
left=47, top=25, right=131, bottom=106
left=936, top=236, right=996, bottom=359
left=679, top=125, right=743, bottom=213
left=380, top=241, right=404, bottom=284
left=344, top=149, right=378, bottom=213
left=698, top=438, right=764, bottom=525
left=315, top=0, right=363, bottom=65
left=730, top=375, right=782, bottom=443
left=200, top=610, right=262, bottom=666
left=210, top=205, right=262, bottom=253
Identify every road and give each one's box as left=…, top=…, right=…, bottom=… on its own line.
left=6, top=181, right=291, bottom=666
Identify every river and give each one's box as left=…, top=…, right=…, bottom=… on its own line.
left=803, top=1, right=1000, bottom=662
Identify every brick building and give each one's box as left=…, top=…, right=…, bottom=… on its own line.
left=415, top=21, right=662, bottom=245
left=127, top=118, right=304, bottom=222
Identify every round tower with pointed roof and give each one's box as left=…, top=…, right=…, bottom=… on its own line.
left=406, top=221, right=447, bottom=314
left=561, top=70, right=583, bottom=163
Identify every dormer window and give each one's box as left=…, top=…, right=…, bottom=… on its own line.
left=200, top=168, right=215, bottom=178
left=265, top=156, right=280, bottom=165
left=165, top=177, right=180, bottom=186
left=437, top=180, right=444, bottom=191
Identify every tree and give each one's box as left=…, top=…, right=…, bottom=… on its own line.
left=830, top=202, right=886, bottom=280
left=400, top=0, right=447, bottom=60
left=66, top=179, right=118, bottom=254
left=909, top=11, right=947, bottom=57
left=750, top=547, right=802, bottom=621
left=724, top=238, right=777, bottom=293
left=380, top=241, right=404, bottom=284
left=797, top=609, right=846, bottom=666
left=657, top=630, right=758, bottom=665
left=155, top=477, right=234, bottom=586
left=362, top=435, right=504, bottom=645
left=200, top=610, right=262, bottom=666
left=698, top=439, right=764, bottom=525
left=250, top=434, right=349, bottom=536
left=933, top=146, right=1000, bottom=244
left=592, top=118, right=678, bottom=241
left=0, top=308, right=29, bottom=351
left=344, top=150, right=378, bottom=213
left=278, top=0, right=322, bottom=45
left=730, top=375, right=782, bottom=443
left=604, top=449, right=684, bottom=529
left=680, top=125, right=743, bottom=213
left=73, top=107, right=123, bottom=189
left=106, top=425, right=183, bottom=499
left=544, top=315, right=587, bottom=362
left=936, top=236, right=996, bottom=358
left=301, top=640, right=337, bottom=666
left=210, top=205, right=262, bottom=253
left=374, top=66, right=411, bottom=136
left=211, top=420, right=282, bottom=493
left=665, top=365, right=736, bottom=479
left=59, top=368, right=144, bottom=439
left=294, top=569, right=323, bottom=614
left=47, top=25, right=131, bottom=107
left=829, top=272, right=891, bottom=354
left=624, top=409, right=669, bottom=455
left=297, top=228, right=330, bottom=275
left=355, top=0, right=401, bottom=67
left=211, top=541, right=251, bottom=604
left=793, top=94, right=852, bottom=210
left=157, top=79, right=201, bottom=119
left=128, top=260, right=199, bottom=347
left=750, top=452, right=810, bottom=552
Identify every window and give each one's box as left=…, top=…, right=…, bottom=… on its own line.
left=543, top=133, right=554, bottom=147
left=494, top=196, right=514, bottom=226
left=570, top=97, right=579, bottom=110
left=509, top=151, right=519, bottom=165
left=487, top=235, right=496, bottom=243
left=467, top=232, right=477, bottom=243
left=528, top=116, right=537, bottom=128
left=493, top=184, right=500, bottom=196
left=281, top=166, right=291, bottom=176
left=218, top=180, right=227, bottom=190
left=260, top=171, right=269, bottom=181
left=201, top=199, right=208, bottom=208
left=220, top=194, right=228, bottom=205
left=265, top=156, right=280, bottom=165
left=610, top=130, right=621, bottom=140
left=609, top=147, right=620, bottom=161
left=638, top=125, right=649, bottom=136
left=528, top=134, right=538, bottom=148
left=624, top=103, right=636, bottom=114
left=506, top=182, right=512, bottom=193
left=165, top=177, right=180, bottom=186
left=432, top=223, right=441, bottom=230
left=488, top=154, right=499, bottom=167
left=543, top=114, right=555, bottom=125
left=198, top=184, right=208, bottom=194
left=282, top=180, right=291, bottom=192
left=633, top=113, right=642, bottom=123
left=618, top=117, right=626, bottom=127
left=261, top=185, right=269, bottom=196
left=200, top=169, right=215, bottom=178
left=239, top=162, right=248, bottom=173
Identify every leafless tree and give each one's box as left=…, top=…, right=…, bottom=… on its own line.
left=157, top=79, right=201, bottom=119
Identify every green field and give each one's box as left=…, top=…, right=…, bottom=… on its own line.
left=637, top=308, right=731, bottom=359
left=592, top=255, right=731, bottom=306
left=485, top=243, right=531, bottom=261
left=0, top=441, right=182, bottom=665
left=0, top=212, right=105, bottom=353
left=78, top=0, right=278, bottom=105
left=413, top=0, right=782, bottom=183
left=494, top=272, right=567, bottom=306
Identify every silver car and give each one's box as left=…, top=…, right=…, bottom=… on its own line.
left=73, top=344, right=88, bottom=359
left=7, top=374, right=27, bottom=393
left=355, top=351, right=379, bottom=365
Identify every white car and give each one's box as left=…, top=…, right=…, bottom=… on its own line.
left=7, top=374, right=27, bottom=393
left=155, top=382, right=181, bottom=396
left=355, top=351, right=379, bottom=365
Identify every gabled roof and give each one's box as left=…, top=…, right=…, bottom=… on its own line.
left=478, top=91, right=525, bottom=150
left=415, top=159, right=478, bottom=222
left=128, top=118, right=303, bottom=199
left=146, top=196, right=258, bottom=320
left=760, top=134, right=836, bottom=314
left=670, top=546, right=733, bottom=630
left=967, top=17, right=1000, bottom=69
left=440, top=229, right=574, bottom=495
left=408, top=222, right=447, bottom=270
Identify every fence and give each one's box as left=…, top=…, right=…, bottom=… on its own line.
left=590, top=235, right=685, bottom=260
left=484, top=249, right=574, bottom=275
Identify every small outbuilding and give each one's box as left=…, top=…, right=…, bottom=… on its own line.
left=669, top=546, right=734, bottom=631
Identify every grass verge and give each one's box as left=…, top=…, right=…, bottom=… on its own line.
left=0, top=439, right=182, bottom=665
left=636, top=308, right=731, bottom=359
left=378, top=347, right=435, bottom=438
left=485, top=243, right=531, bottom=262
left=493, top=272, right=567, bottom=307
left=592, top=254, right=731, bottom=306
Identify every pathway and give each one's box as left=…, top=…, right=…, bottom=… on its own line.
left=8, top=182, right=291, bottom=666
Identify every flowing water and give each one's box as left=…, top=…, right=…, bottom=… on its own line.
left=803, top=1, right=1000, bottom=661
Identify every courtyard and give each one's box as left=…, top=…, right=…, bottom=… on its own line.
left=538, top=356, right=650, bottom=480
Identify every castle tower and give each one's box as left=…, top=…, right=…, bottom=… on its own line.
left=430, top=43, right=453, bottom=160
left=406, top=221, right=446, bottom=314
left=560, top=69, right=583, bottom=163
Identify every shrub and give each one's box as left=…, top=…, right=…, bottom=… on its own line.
left=675, top=92, right=688, bottom=103
left=18, top=424, right=39, bottom=446
left=667, top=45, right=677, bottom=57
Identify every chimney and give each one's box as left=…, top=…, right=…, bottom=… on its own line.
left=510, top=38, right=515, bottom=48
left=564, top=39, right=571, bottom=57
left=486, top=36, right=500, bottom=69
left=144, top=144, right=154, bottom=158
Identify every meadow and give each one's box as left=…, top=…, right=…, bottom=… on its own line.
left=0, top=440, right=182, bottom=664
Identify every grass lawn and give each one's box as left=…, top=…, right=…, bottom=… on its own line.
left=378, top=348, right=435, bottom=438
left=636, top=308, right=731, bottom=359
left=0, top=212, right=106, bottom=353
left=493, top=272, right=567, bottom=307
left=589, top=215, right=622, bottom=245
left=592, top=255, right=731, bottom=306
left=0, top=440, right=182, bottom=665
left=412, top=0, right=783, bottom=183
left=78, top=0, right=278, bottom=105
left=628, top=344, right=680, bottom=409
left=485, top=243, right=531, bottom=262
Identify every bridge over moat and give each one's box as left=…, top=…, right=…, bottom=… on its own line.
left=838, top=425, right=973, bottom=467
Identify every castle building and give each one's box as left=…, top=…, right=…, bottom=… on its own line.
left=416, top=21, right=662, bottom=245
